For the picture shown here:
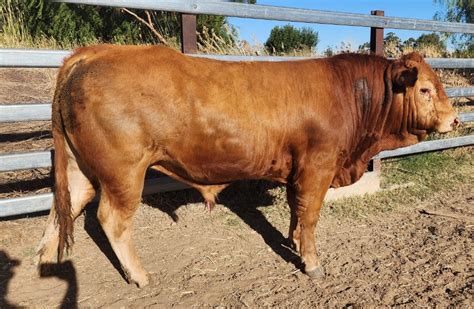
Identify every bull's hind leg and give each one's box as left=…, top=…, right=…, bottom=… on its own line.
left=36, top=154, right=96, bottom=265
left=286, top=184, right=301, bottom=252
left=97, top=165, right=149, bottom=288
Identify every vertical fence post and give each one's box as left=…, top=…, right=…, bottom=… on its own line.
left=370, top=10, right=384, bottom=56
left=370, top=10, right=384, bottom=174
left=180, top=13, right=197, bottom=54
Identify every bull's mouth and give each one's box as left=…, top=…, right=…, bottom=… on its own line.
left=436, top=127, right=453, bottom=134
left=435, top=116, right=461, bottom=134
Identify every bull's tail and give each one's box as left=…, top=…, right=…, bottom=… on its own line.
left=52, top=114, right=73, bottom=262
left=52, top=51, right=85, bottom=262
left=52, top=45, right=110, bottom=261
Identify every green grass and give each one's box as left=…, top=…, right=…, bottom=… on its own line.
left=325, top=147, right=473, bottom=218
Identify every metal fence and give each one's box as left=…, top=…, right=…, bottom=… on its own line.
left=1, top=0, right=473, bottom=217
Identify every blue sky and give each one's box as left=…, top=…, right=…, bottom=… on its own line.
left=228, top=0, right=447, bottom=52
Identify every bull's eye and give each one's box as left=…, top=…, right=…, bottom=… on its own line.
left=420, top=88, right=431, bottom=95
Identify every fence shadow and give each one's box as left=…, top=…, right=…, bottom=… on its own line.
left=0, top=130, right=51, bottom=143
left=0, top=250, right=20, bottom=309
left=0, top=177, right=53, bottom=195
left=143, top=180, right=303, bottom=270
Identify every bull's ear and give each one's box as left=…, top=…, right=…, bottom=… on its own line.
left=392, top=53, right=421, bottom=88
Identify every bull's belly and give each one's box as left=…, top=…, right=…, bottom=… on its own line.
left=153, top=151, right=291, bottom=186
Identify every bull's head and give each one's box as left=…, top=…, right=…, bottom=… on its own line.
left=391, top=52, right=460, bottom=135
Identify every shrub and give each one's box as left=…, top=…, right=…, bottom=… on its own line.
left=265, top=24, right=318, bottom=54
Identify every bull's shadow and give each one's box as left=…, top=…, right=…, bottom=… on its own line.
left=0, top=252, right=76, bottom=308
left=143, top=176, right=303, bottom=270
left=0, top=251, right=20, bottom=309
left=39, top=261, right=78, bottom=309
left=82, top=174, right=303, bottom=282
left=82, top=207, right=128, bottom=283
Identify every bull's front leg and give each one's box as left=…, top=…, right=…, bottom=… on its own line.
left=287, top=166, right=334, bottom=278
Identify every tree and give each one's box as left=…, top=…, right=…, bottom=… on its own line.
left=265, top=24, right=318, bottom=54
left=6, top=0, right=252, bottom=47
left=402, top=37, right=417, bottom=49
left=415, top=33, right=446, bottom=52
left=434, top=0, right=473, bottom=57
left=357, top=42, right=370, bottom=53
left=383, top=32, right=402, bottom=57
left=384, top=32, right=402, bottom=47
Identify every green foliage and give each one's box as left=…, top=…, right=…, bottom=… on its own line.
left=9, top=0, right=151, bottom=46
left=265, top=24, right=318, bottom=54
left=197, top=14, right=236, bottom=46
left=415, top=33, right=446, bottom=52
left=434, top=0, right=473, bottom=57
left=323, top=46, right=335, bottom=56
left=402, top=37, right=417, bottom=49
left=358, top=32, right=447, bottom=57
left=5, top=0, right=247, bottom=48
left=384, top=32, right=402, bottom=48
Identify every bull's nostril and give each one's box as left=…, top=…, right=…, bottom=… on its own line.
left=452, top=117, right=461, bottom=129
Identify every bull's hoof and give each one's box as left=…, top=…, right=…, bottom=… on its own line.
left=130, top=273, right=150, bottom=288
left=305, top=266, right=325, bottom=279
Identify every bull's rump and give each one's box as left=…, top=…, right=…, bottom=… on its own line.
left=60, top=45, right=339, bottom=184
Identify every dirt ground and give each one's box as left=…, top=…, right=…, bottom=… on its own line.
left=1, top=68, right=473, bottom=307
left=0, top=181, right=473, bottom=307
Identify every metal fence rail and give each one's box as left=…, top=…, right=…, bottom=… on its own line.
left=0, top=103, right=52, bottom=122
left=1, top=133, right=472, bottom=217
left=2, top=49, right=474, bottom=69
left=1, top=102, right=473, bottom=125
left=2, top=132, right=472, bottom=173
left=0, top=177, right=189, bottom=217
left=54, top=0, right=474, bottom=33
left=0, top=151, right=52, bottom=172
left=375, top=135, right=474, bottom=159
left=1, top=0, right=474, bottom=218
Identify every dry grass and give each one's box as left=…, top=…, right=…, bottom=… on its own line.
left=401, top=44, right=446, bottom=58
left=0, top=0, right=65, bottom=49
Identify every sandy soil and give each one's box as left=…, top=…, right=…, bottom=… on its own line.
left=0, top=181, right=473, bottom=307
left=1, top=68, right=473, bottom=307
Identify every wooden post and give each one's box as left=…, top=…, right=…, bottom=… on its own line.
left=370, top=10, right=384, bottom=56
left=180, top=13, right=197, bottom=54
left=370, top=10, right=384, bottom=174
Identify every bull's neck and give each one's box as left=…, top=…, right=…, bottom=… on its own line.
left=346, top=61, right=395, bottom=160
left=332, top=60, right=413, bottom=188
left=357, top=61, right=426, bottom=155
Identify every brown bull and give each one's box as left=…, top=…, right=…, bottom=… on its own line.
left=36, top=45, right=459, bottom=287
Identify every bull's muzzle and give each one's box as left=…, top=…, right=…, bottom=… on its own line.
left=436, top=113, right=461, bottom=133
left=451, top=117, right=461, bottom=130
